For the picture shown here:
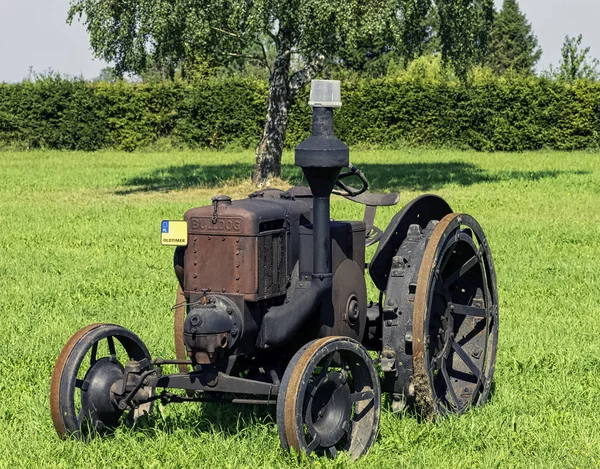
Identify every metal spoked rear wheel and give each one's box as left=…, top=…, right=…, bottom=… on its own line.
left=412, top=213, right=499, bottom=417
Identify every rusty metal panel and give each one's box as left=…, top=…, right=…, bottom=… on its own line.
left=184, top=235, right=258, bottom=296
left=182, top=194, right=313, bottom=302
left=185, top=199, right=292, bottom=236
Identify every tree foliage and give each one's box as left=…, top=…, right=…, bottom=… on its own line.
left=2, top=74, right=599, bottom=152
left=487, top=0, right=541, bottom=75
left=337, top=0, right=496, bottom=79
left=68, top=0, right=396, bottom=184
left=436, top=0, right=495, bottom=79
left=548, top=35, right=599, bottom=83
left=399, top=0, right=433, bottom=62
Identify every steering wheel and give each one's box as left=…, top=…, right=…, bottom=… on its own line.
left=332, top=164, right=369, bottom=197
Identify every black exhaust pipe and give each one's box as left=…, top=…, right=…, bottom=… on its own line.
left=257, top=81, right=348, bottom=350
left=296, top=105, right=348, bottom=278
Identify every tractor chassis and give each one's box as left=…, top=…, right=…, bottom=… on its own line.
left=114, top=358, right=282, bottom=409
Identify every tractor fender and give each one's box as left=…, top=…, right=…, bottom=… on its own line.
left=368, top=194, right=452, bottom=291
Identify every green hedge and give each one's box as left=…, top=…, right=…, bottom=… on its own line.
left=1, top=75, right=599, bottom=152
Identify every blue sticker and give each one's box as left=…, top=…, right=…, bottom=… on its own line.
left=161, top=220, right=169, bottom=233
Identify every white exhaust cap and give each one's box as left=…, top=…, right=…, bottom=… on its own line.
left=308, top=80, right=342, bottom=108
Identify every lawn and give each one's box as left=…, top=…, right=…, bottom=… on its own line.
left=1, top=148, right=599, bottom=468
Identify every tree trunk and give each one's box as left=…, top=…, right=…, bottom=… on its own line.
left=253, top=51, right=291, bottom=187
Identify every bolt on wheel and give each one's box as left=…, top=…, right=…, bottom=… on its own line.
left=50, top=323, right=153, bottom=438
left=413, top=213, right=499, bottom=417
left=277, top=337, right=381, bottom=460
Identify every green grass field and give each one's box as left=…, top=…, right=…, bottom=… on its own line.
left=1, top=148, right=600, bottom=468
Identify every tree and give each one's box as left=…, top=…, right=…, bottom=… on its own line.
left=333, top=0, right=438, bottom=77
left=549, top=35, right=599, bottom=82
left=68, top=0, right=397, bottom=186
left=435, top=0, right=495, bottom=79
left=487, top=0, right=541, bottom=75
left=334, top=28, right=399, bottom=78
left=399, top=0, right=433, bottom=62
left=92, top=67, right=119, bottom=83
left=337, top=0, right=497, bottom=79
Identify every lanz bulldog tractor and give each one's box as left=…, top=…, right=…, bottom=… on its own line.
left=50, top=80, right=499, bottom=460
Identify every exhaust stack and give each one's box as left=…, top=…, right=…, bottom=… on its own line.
left=256, top=80, right=349, bottom=350
left=295, top=80, right=348, bottom=278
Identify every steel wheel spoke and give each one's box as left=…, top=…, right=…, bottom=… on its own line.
left=307, top=435, right=321, bottom=452
left=471, top=376, right=485, bottom=401
left=305, top=416, right=317, bottom=438
left=314, top=353, right=334, bottom=382
left=456, top=318, right=486, bottom=345
left=450, top=303, right=488, bottom=318
left=451, top=341, right=481, bottom=379
left=438, top=240, right=458, bottom=273
left=75, top=379, right=89, bottom=391
left=342, top=422, right=352, bottom=452
left=90, top=342, right=98, bottom=366
left=433, top=280, right=451, bottom=303
left=342, top=420, right=350, bottom=434
left=339, top=355, right=349, bottom=371
left=350, top=390, right=374, bottom=403
left=439, top=232, right=478, bottom=273
left=107, top=336, right=117, bottom=363
left=443, top=250, right=481, bottom=288
left=321, top=353, right=334, bottom=371
left=441, top=365, right=462, bottom=411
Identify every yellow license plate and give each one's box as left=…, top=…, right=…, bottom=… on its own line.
left=161, top=220, right=188, bottom=246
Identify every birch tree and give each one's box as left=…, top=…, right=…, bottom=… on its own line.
left=68, top=0, right=395, bottom=185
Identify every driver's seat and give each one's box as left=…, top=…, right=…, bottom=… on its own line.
left=344, top=192, right=400, bottom=246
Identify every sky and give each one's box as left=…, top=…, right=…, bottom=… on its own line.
left=0, top=0, right=599, bottom=83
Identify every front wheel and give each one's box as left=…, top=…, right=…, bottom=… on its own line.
left=277, top=337, right=381, bottom=460
left=50, top=323, right=153, bottom=438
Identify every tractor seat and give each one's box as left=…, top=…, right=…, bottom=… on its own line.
left=344, top=192, right=400, bottom=247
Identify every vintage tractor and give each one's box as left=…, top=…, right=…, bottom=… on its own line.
left=50, top=80, right=499, bottom=460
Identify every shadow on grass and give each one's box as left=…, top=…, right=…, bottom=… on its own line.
left=117, top=161, right=589, bottom=194
left=133, top=401, right=277, bottom=438
left=136, top=383, right=498, bottom=438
